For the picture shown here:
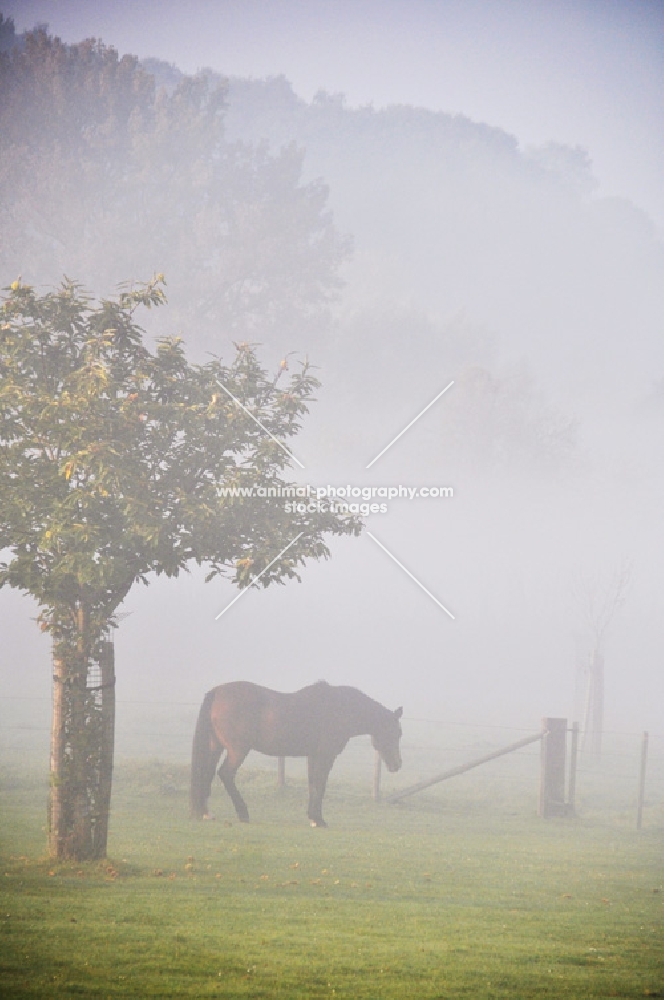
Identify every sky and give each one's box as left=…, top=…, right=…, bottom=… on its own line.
left=4, top=0, right=664, bottom=232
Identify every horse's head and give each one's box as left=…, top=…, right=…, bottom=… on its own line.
left=371, top=706, right=403, bottom=772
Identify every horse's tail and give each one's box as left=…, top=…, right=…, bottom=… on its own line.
left=190, top=688, right=220, bottom=819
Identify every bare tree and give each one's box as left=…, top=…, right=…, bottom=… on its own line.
left=574, top=561, right=631, bottom=754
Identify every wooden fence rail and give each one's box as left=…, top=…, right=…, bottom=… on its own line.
left=385, top=730, right=544, bottom=804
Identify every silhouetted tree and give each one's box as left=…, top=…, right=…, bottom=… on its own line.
left=0, top=12, right=16, bottom=52
left=0, top=28, right=349, bottom=351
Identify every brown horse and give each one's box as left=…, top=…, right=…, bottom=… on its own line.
left=190, top=680, right=403, bottom=827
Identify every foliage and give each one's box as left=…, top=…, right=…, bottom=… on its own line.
left=0, top=12, right=16, bottom=53
left=0, top=27, right=349, bottom=350
left=0, top=275, right=358, bottom=644
left=220, top=69, right=663, bottom=471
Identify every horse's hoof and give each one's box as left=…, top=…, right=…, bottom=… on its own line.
left=202, top=813, right=216, bottom=821
left=310, top=819, right=327, bottom=828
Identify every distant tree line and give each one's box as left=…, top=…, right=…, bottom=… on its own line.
left=0, top=19, right=348, bottom=353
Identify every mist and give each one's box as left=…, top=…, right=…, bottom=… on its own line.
left=1, top=0, right=663, bottom=760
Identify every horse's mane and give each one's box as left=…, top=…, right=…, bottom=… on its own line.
left=300, top=681, right=389, bottom=718
left=298, top=680, right=374, bottom=699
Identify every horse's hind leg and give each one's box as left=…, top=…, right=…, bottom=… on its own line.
left=217, top=750, right=250, bottom=823
left=201, top=746, right=222, bottom=819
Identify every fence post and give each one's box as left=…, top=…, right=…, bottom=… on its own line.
left=95, top=637, right=116, bottom=858
left=567, top=721, right=579, bottom=817
left=277, top=756, right=286, bottom=789
left=636, top=731, right=649, bottom=830
left=373, top=751, right=382, bottom=802
left=539, top=717, right=567, bottom=818
left=48, top=649, right=66, bottom=858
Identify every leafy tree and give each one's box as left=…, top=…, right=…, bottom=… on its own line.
left=0, top=13, right=16, bottom=53
left=0, top=276, right=359, bottom=859
left=0, top=27, right=348, bottom=352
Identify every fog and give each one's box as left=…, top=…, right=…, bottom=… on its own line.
left=1, top=0, right=663, bottom=749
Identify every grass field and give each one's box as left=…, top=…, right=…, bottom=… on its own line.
left=1, top=731, right=663, bottom=999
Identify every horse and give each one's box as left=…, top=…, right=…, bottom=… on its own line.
left=190, top=680, right=403, bottom=827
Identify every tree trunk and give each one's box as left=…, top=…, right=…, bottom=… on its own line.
left=48, top=651, right=66, bottom=859
left=589, top=650, right=604, bottom=755
left=582, top=647, right=604, bottom=756
left=48, top=607, right=116, bottom=861
left=71, top=604, right=91, bottom=858
left=94, top=637, right=116, bottom=858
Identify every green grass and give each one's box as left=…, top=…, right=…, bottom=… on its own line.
left=1, top=754, right=663, bottom=999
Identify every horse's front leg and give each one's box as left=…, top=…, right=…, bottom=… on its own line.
left=217, top=751, right=250, bottom=823
left=307, top=753, right=334, bottom=828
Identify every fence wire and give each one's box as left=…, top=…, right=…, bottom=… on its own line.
left=1, top=695, right=662, bottom=827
